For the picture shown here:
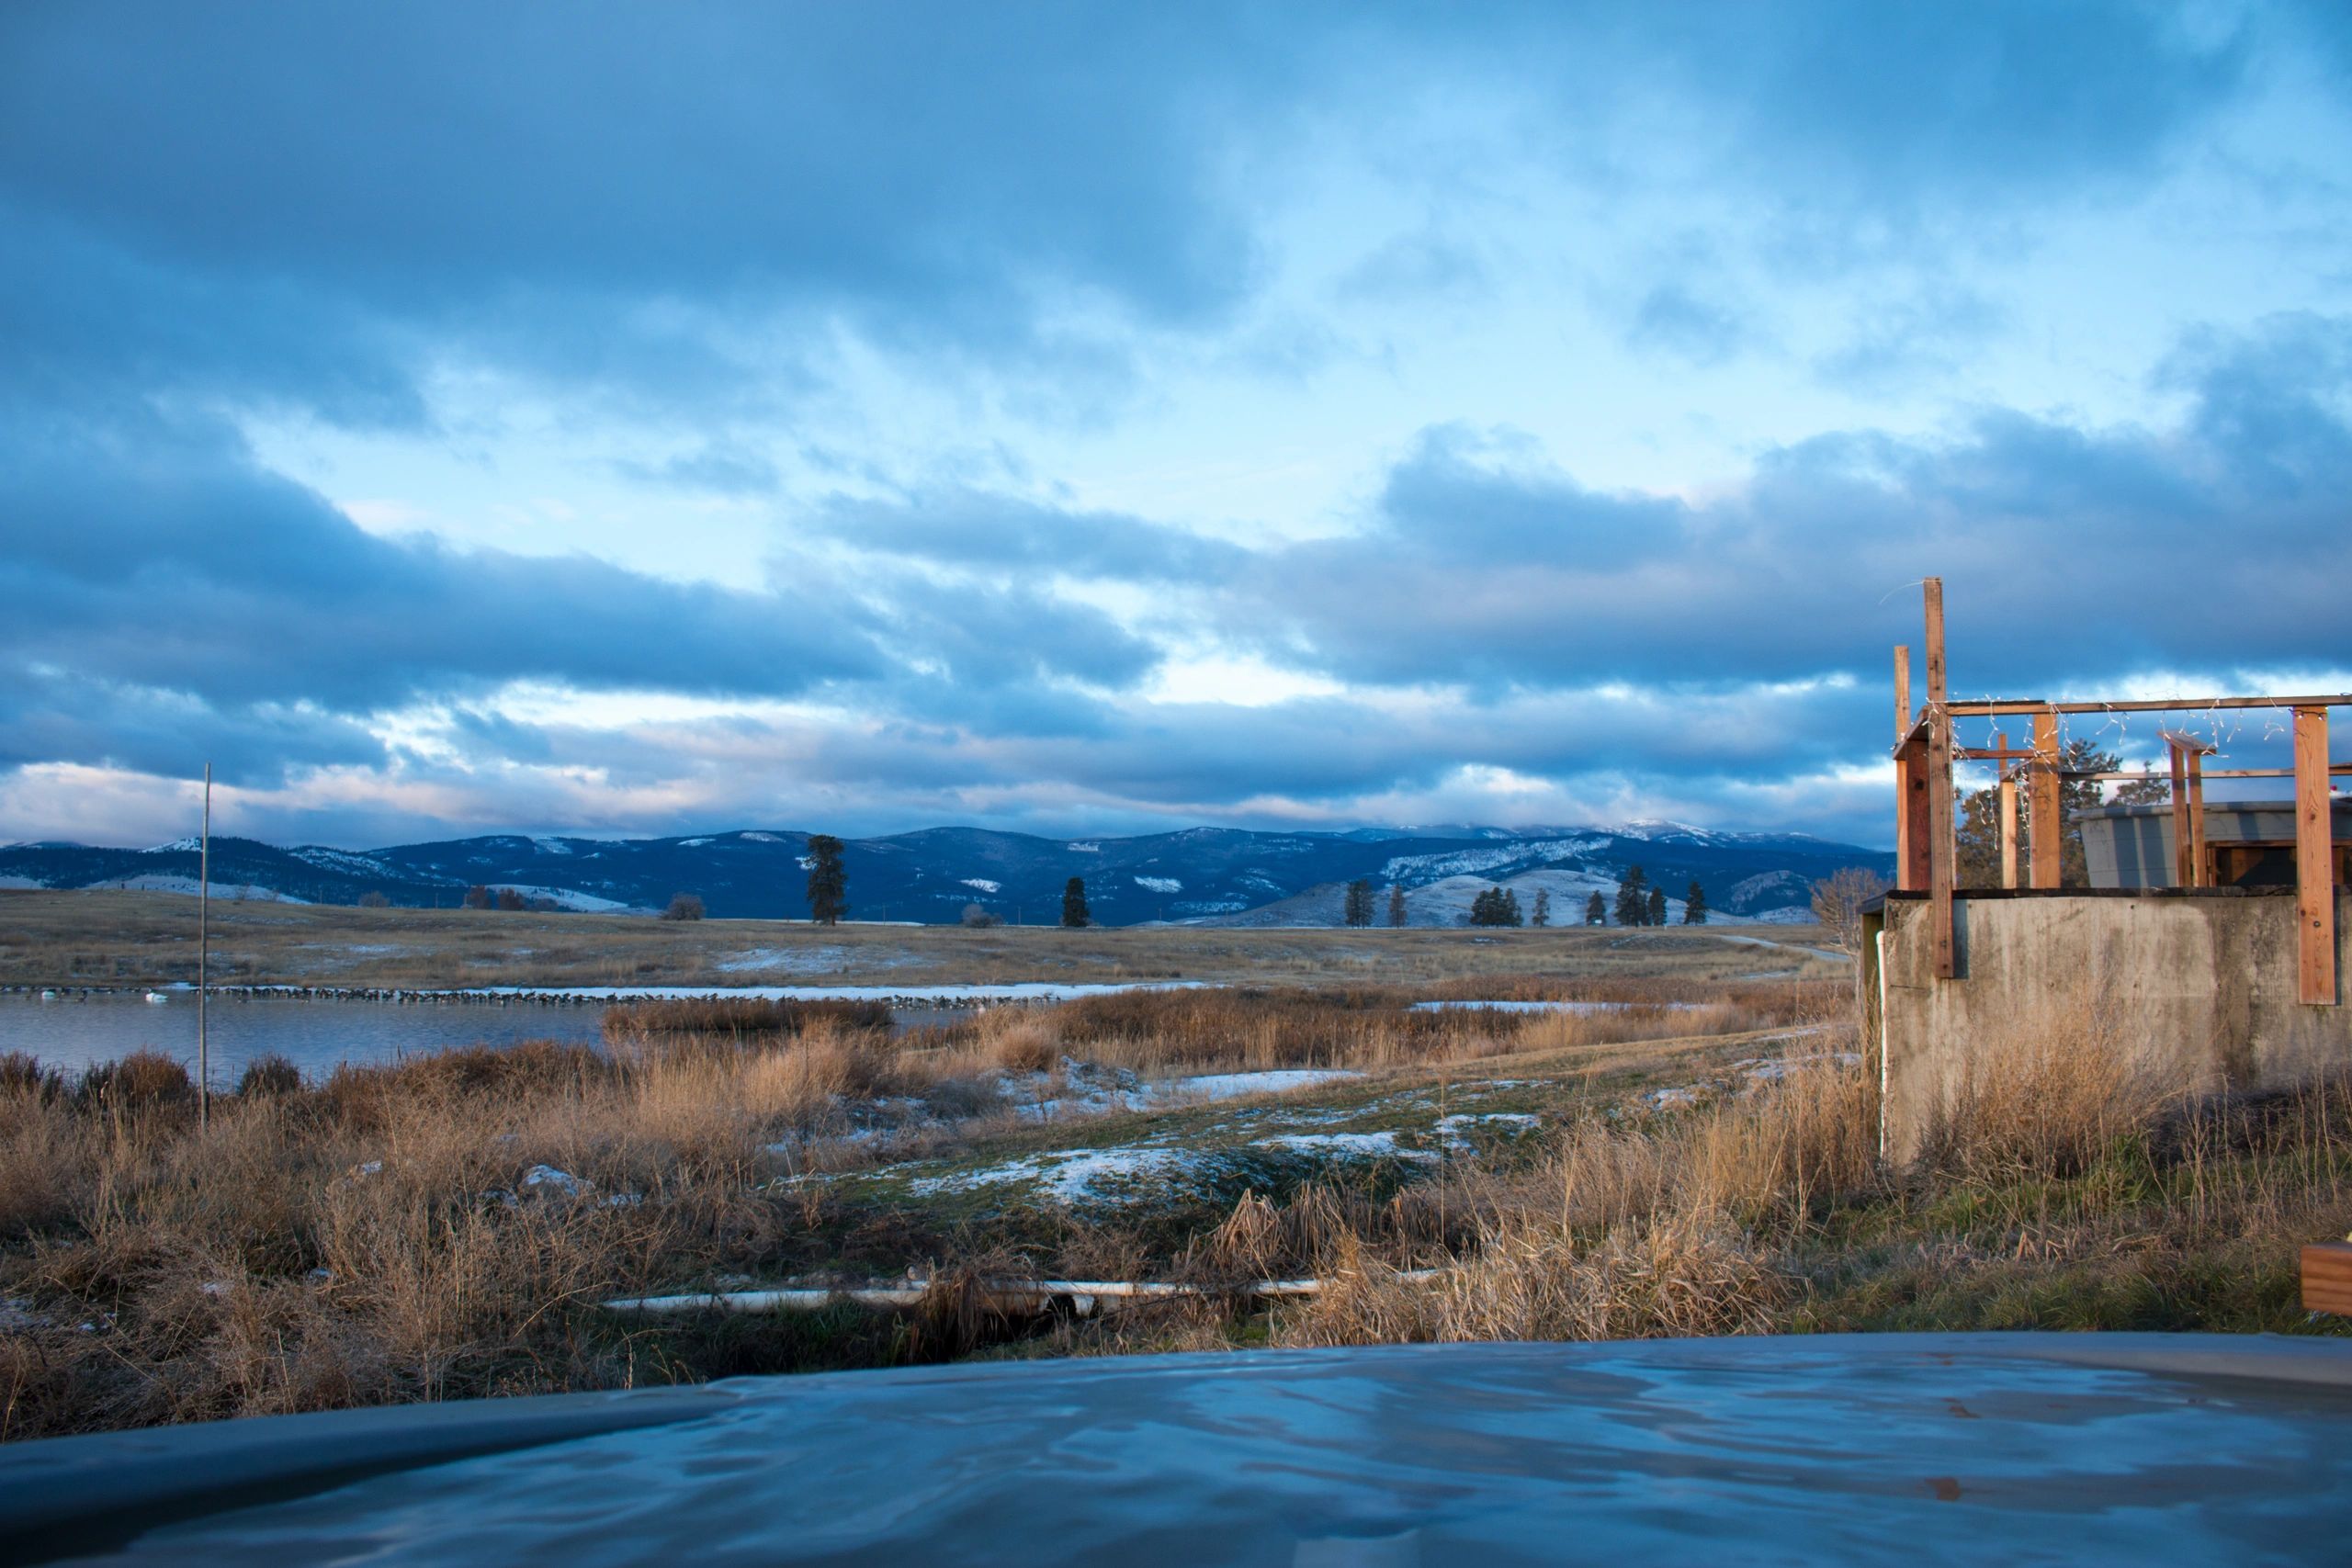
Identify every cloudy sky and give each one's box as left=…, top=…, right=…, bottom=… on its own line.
left=5, top=2, right=2350, bottom=851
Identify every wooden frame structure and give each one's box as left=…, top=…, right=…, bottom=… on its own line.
left=1893, top=579, right=2348, bottom=1005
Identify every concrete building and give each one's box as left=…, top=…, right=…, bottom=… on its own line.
left=1862, top=580, right=2349, bottom=1164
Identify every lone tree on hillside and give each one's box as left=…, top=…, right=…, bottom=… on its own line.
left=1682, top=880, right=1708, bottom=924
left=1585, top=891, right=1607, bottom=925
left=662, top=892, right=706, bottom=921
left=463, top=885, right=492, bottom=910
left=1810, top=866, right=1892, bottom=958
left=1469, top=886, right=1524, bottom=927
left=1061, top=876, right=1091, bottom=928
left=1343, top=878, right=1374, bottom=927
left=805, top=834, right=848, bottom=925
left=1645, top=885, right=1667, bottom=927
left=1613, top=865, right=1650, bottom=927
left=1530, top=887, right=1550, bottom=927
left=1387, top=885, right=1408, bottom=927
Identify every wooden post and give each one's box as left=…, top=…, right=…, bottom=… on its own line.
left=2030, top=709, right=2062, bottom=889
left=2295, top=706, right=2335, bottom=1006
left=1997, top=730, right=2018, bottom=889
left=198, top=763, right=210, bottom=1132
left=1923, top=580, right=1956, bottom=978
left=1896, top=738, right=1932, bottom=890
left=2167, top=739, right=2193, bottom=888
left=2186, top=749, right=2208, bottom=887
left=1894, top=645, right=1911, bottom=745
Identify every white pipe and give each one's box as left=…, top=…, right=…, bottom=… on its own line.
left=600, top=1270, right=1447, bottom=1317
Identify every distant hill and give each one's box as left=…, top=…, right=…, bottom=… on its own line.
left=0, top=821, right=1891, bottom=927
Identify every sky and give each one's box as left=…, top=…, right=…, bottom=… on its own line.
left=5, top=1, right=2351, bottom=852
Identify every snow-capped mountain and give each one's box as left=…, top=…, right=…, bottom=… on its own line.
left=0, top=823, right=1891, bottom=926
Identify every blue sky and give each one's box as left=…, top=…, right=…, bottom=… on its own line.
left=5, top=1, right=2350, bottom=850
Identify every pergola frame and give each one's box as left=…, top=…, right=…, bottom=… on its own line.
left=1892, top=579, right=2346, bottom=1005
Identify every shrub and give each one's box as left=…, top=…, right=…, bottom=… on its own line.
left=462, top=885, right=492, bottom=910
left=0, top=1052, right=63, bottom=1101
left=662, top=893, right=707, bottom=922
left=495, top=887, right=527, bottom=912
left=960, top=904, right=1001, bottom=928
left=79, top=1050, right=194, bottom=1110
left=357, top=891, right=391, bottom=909
left=237, top=1054, right=305, bottom=1097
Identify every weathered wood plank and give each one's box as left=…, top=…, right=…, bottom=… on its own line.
left=2295, top=706, right=2335, bottom=1006
left=1924, top=581, right=1955, bottom=979
left=2030, top=709, right=2061, bottom=890
left=2168, top=739, right=2193, bottom=888
left=1998, top=728, right=2018, bottom=891
left=2186, top=749, right=2208, bottom=887
left=2302, top=1240, right=2352, bottom=1314
left=1894, top=644, right=1910, bottom=748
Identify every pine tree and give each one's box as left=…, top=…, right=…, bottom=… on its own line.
left=1061, top=875, right=1091, bottom=928
left=1470, top=886, right=1524, bottom=927
left=804, top=835, right=848, bottom=925
left=1585, top=891, right=1607, bottom=925
left=1613, top=865, right=1649, bottom=927
left=1682, top=880, right=1708, bottom=924
left=1645, top=886, right=1667, bottom=926
left=1501, top=889, right=1524, bottom=926
left=1343, top=878, right=1374, bottom=927
left=1387, top=885, right=1408, bottom=928
left=1530, top=887, right=1550, bottom=927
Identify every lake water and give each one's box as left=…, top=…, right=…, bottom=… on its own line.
left=0, top=991, right=976, bottom=1087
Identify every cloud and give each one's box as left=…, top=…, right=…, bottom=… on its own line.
left=0, top=407, right=889, bottom=723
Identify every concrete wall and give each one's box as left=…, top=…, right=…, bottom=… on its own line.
left=1869, top=889, right=2352, bottom=1164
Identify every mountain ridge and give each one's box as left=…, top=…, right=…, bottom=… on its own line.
left=0, top=822, right=1892, bottom=927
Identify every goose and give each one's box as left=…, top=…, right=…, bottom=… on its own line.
left=143, top=990, right=169, bottom=1004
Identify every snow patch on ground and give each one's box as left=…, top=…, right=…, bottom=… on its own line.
left=911, top=1147, right=1198, bottom=1203
left=1066, top=841, right=1102, bottom=853
left=961, top=878, right=1001, bottom=893
left=1258, top=1131, right=1438, bottom=1163
left=739, top=831, right=784, bottom=843
left=466, top=980, right=1211, bottom=1002
left=1132, top=875, right=1182, bottom=894
left=1410, top=999, right=1697, bottom=1014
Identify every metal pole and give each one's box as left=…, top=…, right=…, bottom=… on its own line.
left=198, top=763, right=210, bottom=1130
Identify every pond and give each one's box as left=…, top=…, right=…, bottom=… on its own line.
left=0, top=988, right=1000, bottom=1088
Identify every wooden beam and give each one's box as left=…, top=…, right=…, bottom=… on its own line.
left=2168, top=739, right=2193, bottom=888
left=1895, top=737, right=1932, bottom=891
left=1894, top=645, right=1910, bottom=748
left=2186, top=749, right=2208, bottom=888
left=1956, top=746, right=2041, bottom=762
left=2068, top=766, right=2352, bottom=782
left=2030, top=709, right=2062, bottom=890
left=1949, top=694, right=2352, bottom=718
left=2295, top=705, right=2335, bottom=1006
left=1924, top=580, right=1956, bottom=978
left=1998, top=729, right=2018, bottom=891
left=2304, top=1241, right=2352, bottom=1315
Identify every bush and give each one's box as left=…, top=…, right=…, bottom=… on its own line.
left=237, top=1054, right=305, bottom=1097
left=462, top=885, right=492, bottom=910
left=495, top=887, right=527, bottom=912
left=0, top=1052, right=63, bottom=1101
left=79, top=1050, right=194, bottom=1110
left=357, top=891, right=391, bottom=909
left=662, top=893, right=707, bottom=922
left=960, top=904, right=1001, bottom=928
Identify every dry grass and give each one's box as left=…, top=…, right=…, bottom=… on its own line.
left=6, top=976, right=2347, bottom=1444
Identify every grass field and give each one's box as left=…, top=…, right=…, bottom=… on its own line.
left=0, top=888, right=1843, bottom=990
left=6, top=969, right=2348, bottom=1442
